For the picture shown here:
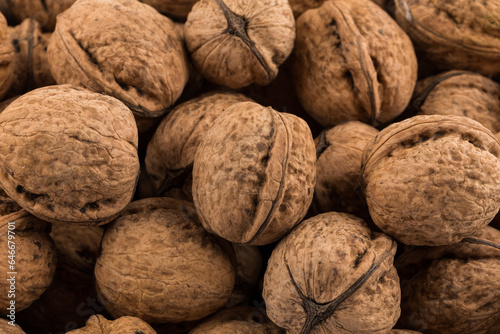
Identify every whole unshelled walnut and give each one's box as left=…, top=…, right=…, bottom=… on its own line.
left=6, top=0, right=76, bottom=31
left=67, top=315, right=157, bottom=334
left=360, top=115, right=500, bottom=246
left=48, top=0, right=189, bottom=118
left=0, top=85, right=139, bottom=225
left=263, top=212, right=400, bottom=334
left=193, top=101, right=316, bottom=245
left=293, top=0, right=417, bottom=128
left=185, top=0, right=295, bottom=89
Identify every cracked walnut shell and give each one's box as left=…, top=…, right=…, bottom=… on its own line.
left=67, top=314, right=156, bottom=334
left=0, top=85, right=139, bottom=225
left=48, top=0, right=190, bottom=118
left=185, top=0, right=295, bottom=89
left=193, top=101, right=316, bottom=245
left=263, top=212, right=400, bottom=334
left=360, top=115, right=500, bottom=246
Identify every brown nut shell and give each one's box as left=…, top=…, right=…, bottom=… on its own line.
left=0, top=187, right=22, bottom=216
left=185, top=0, right=295, bottom=89
left=361, top=115, right=500, bottom=246
left=66, top=314, right=157, bottom=334
left=193, top=101, right=316, bottom=245
left=0, top=12, right=15, bottom=101
left=7, top=0, right=76, bottom=31
left=288, top=0, right=387, bottom=18
left=95, top=197, right=236, bottom=323
left=263, top=212, right=400, bottom=334
left=293, top=0, right=417, bottom=128
left=0, top=318, right=26, bottom=333
left=0, top=85, right=139, bottom=225
left=0, top=210, right=57, bottom=314
left=48, top=0, right=190, bottom=118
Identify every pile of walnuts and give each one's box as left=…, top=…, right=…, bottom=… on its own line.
left=0, top=0, right=499, bottom=333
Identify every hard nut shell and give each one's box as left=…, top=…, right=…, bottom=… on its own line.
left=66, top=314, right=157, bottom=334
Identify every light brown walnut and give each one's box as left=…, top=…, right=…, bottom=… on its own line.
left=288, top=0, right=388, bottom=18
left=0, top=318, right=26, bottom=333
left=66, top=314, right=157, bottom=334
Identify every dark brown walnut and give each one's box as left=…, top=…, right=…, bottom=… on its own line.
left=288, top=0, right=388, bottom=18
left=48, top=0, right=190, bottom=118
left=396, top=226, right=500, bottom=333
left=412, top=70, right=500, bottom=133
left=0, top=12, right=15, bottom=101
left=6, top=0, right=75, bottom=31
left=140, top=0, right=198, bottom=21
left=7, top=19, right=55, bottom=97
left=66, top=314, right=157, bottom=334
left=193, top=101, right=316, bottom=245
left=0, top=85, right=139, bottom=225
left=360, top=115, right=500, bottom=246
left=95, top=198, right=236, bottom=323
left=189, top=306, right=284, bottom=334
left=0, top=187, right=22, bottom=216
left=314, top=121, right=379, bottom=215
left=293, top=0, right=417, bottom=128
left=263, top=212, right=400, bottom=334
left=393, top=0, right=500, bottom=77
left=0, top=318, right=26, bottom=333
left=145, top=91, right=251, bottom=200
left=0, top=210, right=56, bottom=314
left=185, top=0, right=295, bottom=89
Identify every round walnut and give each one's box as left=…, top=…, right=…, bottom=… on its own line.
left=293, top=0, right=417, bottom=128
left=193, top=101, right=316, bottom=245
left=0, top=85, right=139, bottom=225
left=263, top=212, right=400, bottom=334
left=145, top=91, right=251, bottom=200
left=95, top=197, right=236, bottom=323
left=141, top=0, right=198, bottom=21
left=0, top=12, right=15, bottom=101
left=393, top=0, right=500, bottom=77
left=0, top=318, right=26, bottom=333
left=411, top=70, right=500, bottom=133
left=185, top=0, right=295, bottom=89
left=48, top=0, right=189, bottom=118
left=360, top=115, right=500, bottom=246
left=0, top=210, right=57, bottom=315
left=396, top=226, right=500, bottom=333
left=66, top=315, right=156, bottom=334
left=6, top=0, right=75, bottom=31
left=314, top=121, right=379, bottom=215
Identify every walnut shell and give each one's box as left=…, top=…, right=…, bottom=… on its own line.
left=360, top=115, right=500, bottom=246
left=48, top=0, right=190, bottom=118
left=0, top=187, right=22, bottom=216
left=396, top=226, right=500, bottom=333
left=0, top=85, right=139, bottom=224
left=6, top=0, right=75, bottom=31
left=0, top=318, right=26, bottom=333
left=263, top=212, right=400, bottom=334
left=293, top=0, right=417, bottom=128
left=193, top=101, right=316, bottom=245
left=393, top=0, right=500, bottom=76
left=288, top=0, right=387, bottom=18
left=314, top=121, right=379, bottom=215
left=0, top=210, right=57, bottom=314
left=145, top=91, right=251, bottom=200
left=67, top=315, right=157, bottom=334
left=95, top=197, right=236, bottom=323
left=412, top=70, right=500, bottom=133
left=185, top=0, right=295, bottom=89
left=140, top=0, right=198, bottom=21
left=0, top=12, right=15, bottom=100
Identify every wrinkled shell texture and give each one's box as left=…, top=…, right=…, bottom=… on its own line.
left=361, top=115, right=500, bottom=246
left=7, top=0, right=76, bottom=31
left=48, top=0, right=189, bottom=117
left=394, top=0, right=500, bottom=76
left=95, top=198, right=235, bottom=323
left=193, top=102, right=316, bottom=245
left=0, top=12, right=15, bottom=100
left=396, top=227, right=500, bottom=333
left=0, top=85, right=139, bottom=224
left=0, top=318, right=26, bottom=333
left=263, top=212, right=400, bottom=334
left=0, top=187, right=22, bottom=216
left=141, top=0, right=198, bottom=20
left=315, top=121, right=379, bottom=214
left=293, top=0, right=417, bottom=128
left=185, top=0, right=295, bottom=89
left=413, top=71, right=500, bottom=133
left=288, top=0, right=387, bottom=17
left=0, top=211, right=57, bottom=314
left=145, top=91, right=251, bottom=199
left=67, top=314, right=157, bottom=334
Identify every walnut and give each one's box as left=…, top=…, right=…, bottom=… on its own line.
left=141, top=0, right=198, bottom=21
left=48, top=0, right=190, bottom=118
left=396, top=226, right=500, bottom=333
left=360, top=115, right=500, bottom=246
left=6, top=0, right=76, bottom=31
left=411, top=70, right=500, bottom=133
left=185, top=0, right=295, bottom=89
left=66, top=314, right=157, bottom=334
left=145, top=91, right=251, bottom=200
left=0, top=210, right=57, bottom=315
left=263, top=212, right=400, bottom=334
left=293, top=0, right=417, bottom=128
left=95, top=197, right=236, bottom=323
left=0, top=187, right=22, bottom=216
left=0, top=85, right=139, bottom=225
left=193, top=101, right=316, bottom=245
left=0, top=12, right=15, bottom=100
left=314, top=121, right=379, bottom=215
left=393, top=0, right=500, bottom=76
left=287, top=0, right=387, bottom=18
left=0, top=318, right=26, bottom=333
